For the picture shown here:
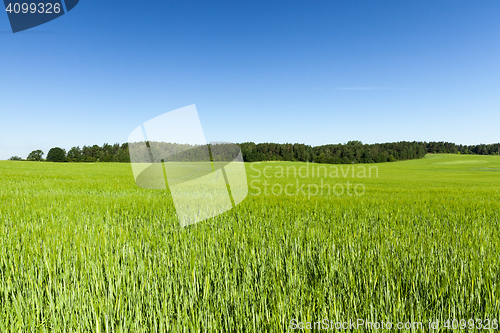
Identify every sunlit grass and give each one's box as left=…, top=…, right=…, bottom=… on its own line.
left=0, top=154, right=499, bottom=331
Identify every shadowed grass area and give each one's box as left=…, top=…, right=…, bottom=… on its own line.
left=0, top=154, right=499, bottom=331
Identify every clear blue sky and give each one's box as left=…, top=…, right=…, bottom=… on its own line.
left=1, top=0, right=499, bottom=159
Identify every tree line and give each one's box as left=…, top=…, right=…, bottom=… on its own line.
left=240, top=141, right=500, bottom=164
left=9, top=141, right=500, bottom=164
left=11, top=144, right=131, bottom=163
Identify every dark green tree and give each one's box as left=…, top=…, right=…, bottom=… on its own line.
left=46, top=147, right=67, bottom=162
left=9, top=156, right=22, bottom=161
left=27, top=150, right=44, bottom=161
left=67, top=146, right=82, bottom=162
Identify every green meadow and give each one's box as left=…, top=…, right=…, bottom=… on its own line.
left=0, top=154, right=499, bottom=331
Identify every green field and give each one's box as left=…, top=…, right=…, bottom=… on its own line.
left=0, top=154, right=499, bottom=331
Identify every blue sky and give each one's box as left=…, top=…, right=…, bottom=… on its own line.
left=1, top=0, right=499, bottom=160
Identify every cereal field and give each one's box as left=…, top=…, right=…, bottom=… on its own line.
left=0, top=154, right=499, bottom=331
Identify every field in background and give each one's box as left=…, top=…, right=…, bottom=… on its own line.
left=0, top=154, right=499, bottom=331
